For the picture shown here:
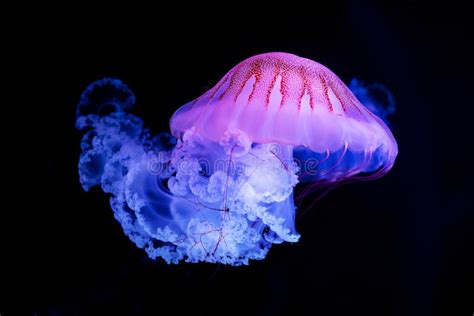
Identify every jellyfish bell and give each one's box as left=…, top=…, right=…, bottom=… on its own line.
left=170, top=52, right=398, bottom=183
left=76, top=52, right=398, bottom=265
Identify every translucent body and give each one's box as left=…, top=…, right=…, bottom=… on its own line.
left=171, top=52, right=397, bottom=180
left=76, top=53, right=398, bottom=265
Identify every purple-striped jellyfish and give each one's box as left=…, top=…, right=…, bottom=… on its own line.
left=76, top=52, right=398, bottom=265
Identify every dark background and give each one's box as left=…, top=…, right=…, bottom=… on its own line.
left=18, top=1, right=474, bottom=315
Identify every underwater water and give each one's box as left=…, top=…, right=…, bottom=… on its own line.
left=36, top=4, right=472, bottom=315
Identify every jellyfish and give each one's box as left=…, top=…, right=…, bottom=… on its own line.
left=76, top=52, right=398, bottom=265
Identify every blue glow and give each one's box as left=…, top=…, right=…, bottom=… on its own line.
left=349, top=78, right=396, bottom=124
left=77, top=79, right=300, bottom=265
